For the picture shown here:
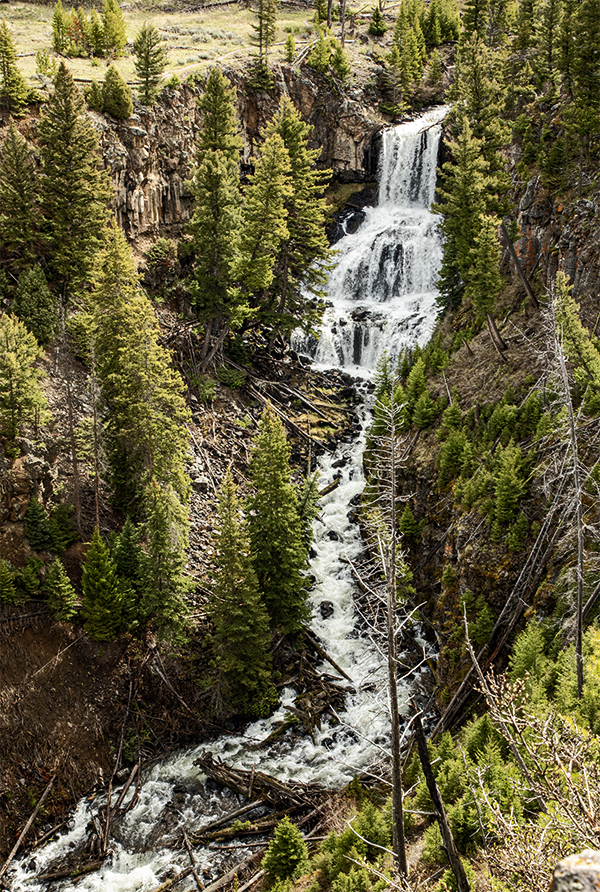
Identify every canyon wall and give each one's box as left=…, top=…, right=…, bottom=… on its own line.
left=97, top=65, right=382, bottom=241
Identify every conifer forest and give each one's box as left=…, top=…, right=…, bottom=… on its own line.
left=2, top=0, right=600, bottom=888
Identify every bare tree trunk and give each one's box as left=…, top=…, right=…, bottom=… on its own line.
left=413, top=713, right=470, bottom=892
left=557, top=340, right=584, bottom=698
left=61, top=305, right=82, bottom=536
left=340, top=0, right=347, bottom=44
left=90, top=339, right=100, bottom=530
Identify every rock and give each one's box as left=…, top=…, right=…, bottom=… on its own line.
left=332, top=457, right=347, bottom=469
left=192, top=476, right=210, bottom=493
left=320, top=601, right=334, bottom=619
left=550, top=850, right=600, bottom=892
left=327, top=530, right=340, bottom=541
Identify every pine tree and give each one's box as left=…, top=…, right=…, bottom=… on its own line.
left=89, top=8, right=105, bottom=56
left=404, top=356, right=427, bottom=416
left=461, top=0, right=490, bottom=39
left=570, top=0, right=600, bottom=150
left=14, top=557, right=41, bottom=605
left=44, top=558, right=78, bottom=621
left=331, top=40, right=351, bottom=81
left=13, top=266, right=58, bottom=346
left=0, top=315, right=48, bottom=440
left=427, top=48, right=443, bottom=87
left=494, top=445, right=525, bottom=525
left=102, top=64, right=133, bottom=118
left=252, top=0, right=279, bottom=76
left=0, top=123, right=40, bottom=272
left=235, top=132, right=292, bottom=298
left=141, top=479, right=189, bottom=642
left=0, top=19, right=29, bottom=115
left=247, top=404, right=310, bottom=634
left=85, top=78, right=104, bottom=112
left=558, top=0, right=577, bottom=94
left=133, top=22, right=167, bottom=105
left=0, top=560, right=17, bottom=605
left=369, top=6, right=388, bottom=35
left=398, top=503, right=421, bottom=539
left=308, top=27, right=332, bottom=73
left=262, top=816, right=309, bottom=882
left=260, top=98, right=331, bottom=338
left=464, top=214, right=503, bottom=317
left=38, top=62, right=111, bottom=301
left=102, top=0, right=127, bottom=56
left=285, top=33, right=296, bottom=62
left=412, top=389, right=437, bottom=427
left=209, top=471, right=275, bottom=715
left=82, top=527, right=123, bottom=641
left=24, top=498, right=54, bottom=551
left=533, top=0, right=562, bottom=84
left=52, top=1, right=69, bottom=54
left=432, top=117, right=494, bottom=310
left=188, top=68, right=244, bottom=366
left=92, top=224, right=191, bottom=512
left=452, top=34, right=510, bottom=178
left=554, top=270, right=600, bottom=404
left=113, top=517, right=143, bottom=589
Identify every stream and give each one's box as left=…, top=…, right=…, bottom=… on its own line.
left=8, top=105, right=447, bottom=892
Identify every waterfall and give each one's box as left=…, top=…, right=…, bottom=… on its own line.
left=9, top=107, right=446, bottom=892
left=293, top=106, right=447, bottom=372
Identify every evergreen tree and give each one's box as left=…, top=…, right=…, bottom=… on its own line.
left=85, top=79, right=104, bottom=112
left=102, top=64, right=133, bottom=118
left=209, top=471, right=275, bottom=715
left=285, top=33, right=296, bottom=62
left=13, top=266, right=58, bottom=346
left=252, top=0, right=279, bottom=76
left=14, top=557, right=41, bottom=604
left=133, top=22, right=167, bottom=105
left=0, top=560, right=17, bottom=605
left=424, top=0, right=442, bottom=46
left=533, top=0, right=562, bottom=84
left=369, top=6, right=388, bottom=35
left=247, top=404, right=310, bottom=635
left=331, top=40, right=352, bottom=81
left=52, top=1, right=69, bottom=54
left=113, top=517, right=143, bottom=590
left=102, top=0, right=127, bottom=56
left=452, top=34, right=510, bottom=177
left=427, top=47, right=443, bottom=86
left=464, top=214, right=503, bottom=317
left=0, top=123, right=40, bottom=272
left=570, top=0, right=600, bottom=149
left=0, top=315, right=48, bottom=440
left=235, top=132, right=292, bottom=298
left=44, top=558, right=78, bottom=621
left=92, top=224, right=191, bottom=512
left=141, top=479, right=189, bottom=642
left=307, top=27, right=332, bottom=73
left=262, top=816, right=310, bottom=882
left=82, top=527, right=123, bottom=641
left=24, top=498, right=54, bottom=551
left=0, top=19, right=29, bottom=116
left=412, top=389, right=437, bottom=427
left=404, top=356, right=427, bottom=415
left=89, top=7, right=105, bottom=56
left=558, top=0, right=577, bottom=94
left=432, top=117, right=494, bottom=310
left=554, top=271, right=600, bottom=403
left=260, top=98, right=331, bottom=338
left=398, top=503, right=421, bottom=539
left=38, top=62, right=111, bottom=301
left=188, top=68, right=244, bottom=366
left=494, top=445, right=525, bottom=525
left=461, top=0, right=490, bottom=39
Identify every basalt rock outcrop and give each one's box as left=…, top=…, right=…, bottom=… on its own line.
left=96, top=65, right=382, bottom=241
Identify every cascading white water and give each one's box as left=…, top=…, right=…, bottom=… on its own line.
left=9, top=107, right=445, bottom=892
left=293, top=106, right=447, bottom=373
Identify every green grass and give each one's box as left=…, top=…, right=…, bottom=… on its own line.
left=5, top=1, right=324, bottom=86
left=5, top=0, right=388, bottom=90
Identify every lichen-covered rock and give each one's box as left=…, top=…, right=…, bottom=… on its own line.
left=550, top=850, right=600, bottom=892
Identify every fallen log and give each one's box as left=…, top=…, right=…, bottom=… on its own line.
left=195, top=800, right=266, bottom=837
left=0, top=774, right=56, bottom=881
left=304, top=628, right=353, bottom=683
left=194, top=753, right=327, bottom=810
left=36, top=859, right=106, bottom=882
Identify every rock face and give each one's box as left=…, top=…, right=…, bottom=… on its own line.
left=516, top=174, right=600, bottom=299
left=550, top=850, right=600, bottom=892
left=96, top=66, right=382, bottom=240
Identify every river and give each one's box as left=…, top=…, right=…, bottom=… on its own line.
left=9, top=104, right=446, bottom=892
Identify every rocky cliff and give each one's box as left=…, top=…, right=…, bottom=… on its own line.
left=98, top=65, right=383, bottom=241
